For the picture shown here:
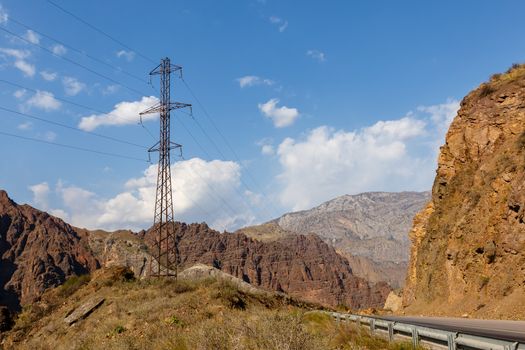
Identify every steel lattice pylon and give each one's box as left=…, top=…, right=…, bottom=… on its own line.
left=140, top=57, right=191, bottom=277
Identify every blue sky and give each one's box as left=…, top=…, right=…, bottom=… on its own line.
left=0, top=0, right=524, bottom=231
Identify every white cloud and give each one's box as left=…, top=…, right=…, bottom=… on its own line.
left=261, top=144, right=275, bottom=156
left=29, top=182, right=50, bottom=209
left=62, top=76, right=86, bottom=96
left=27, top=90, right=62, bottom=111
left=13, top=89, right=26, bottom=99
left=46, top=158, right=255, bottom=231
left=306, top=49, right=326, bottom=62
left=258, top=98, right=300, bottom=128
left=269, top=16, right=288, bottom=32
left=236, top=75, right=274, bottom=88
left=257, top=138, right=275, bottom=156
left=78, top=96, right=159, bottom=131
left=40, top=70, right=57, bottom=81
left=274, top=101, right=459, bottom=211
left=418, top=98, right=460, bottom=133
left=0, top=5, right=8, bottom=24
left=51, top=44, right=67, bottom=56
left=102, top=84, right=119, bottom=95
left=17, top=121, right=32, bottom=130
left=116, top=50, right=135, bottom=61
left=0, top=48, right=35, bottom=77
left=42, top=131, right=57, bottom=142
left=0, top=48, right=30, bottom=59
left=24, top=30, right=40, bottom=44
left=14, top=59, right=35, bottom=77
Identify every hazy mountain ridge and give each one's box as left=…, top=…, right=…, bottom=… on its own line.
left=240, top=191, right=430, bottom=288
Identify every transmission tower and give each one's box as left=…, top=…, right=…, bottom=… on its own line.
left=140, top=57, right=191, bottom=277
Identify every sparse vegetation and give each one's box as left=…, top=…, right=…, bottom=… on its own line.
left=3, top=268, right=419, bottom=350
left=479, top=83, right=496, bottom=97
left=58, top=274, right=91, bottom=298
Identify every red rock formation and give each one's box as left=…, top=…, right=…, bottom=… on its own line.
left=145, top=222, right=390, bottom=309
left=0, top=190, right=99, bottom=311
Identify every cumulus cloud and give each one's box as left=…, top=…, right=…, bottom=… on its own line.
left=26, top=90, right=62, bottom=111
left=42, top=158, right=256, bottom=231
left=13, top=89, right=26, bottom=99
left=17, top=121, right=32, bottom=130
left=24, top=30, right=39, bottom=44
left=40, top=70, right=57, bottom=81
left=102, top=84, right=119, bottom=95
left=78, top=96, right=159, bottom=131
left=0, top=48, right=29, bottom=59
left=269, top=16, right=288, bottom=32
left=258, top=98, right=300, bottom=128
left=52, top=44, right=67, bottom=56
left=275, top=100, right=459, bottom=211
left=14, top=59, right=35, bottom=77
left=306, top=49, right=326, bottom=62
left=29, top=182, right=50, bottom=209
left=257, top=138, right=275, bottom=156
left=0, top=48, right=35, bottom=76
left=116, top=50, right=135, bottom=61
left=236, top=75, right=274, bottom=88
left=62, top=76, right=86, bottom=96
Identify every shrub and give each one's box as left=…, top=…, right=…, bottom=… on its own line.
left=479, top=83, right=495, bottom=97
left=58, top=274, right=91, bottom=298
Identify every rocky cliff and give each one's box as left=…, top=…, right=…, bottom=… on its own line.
left=240, top=192, right=430, bottom=288
left=403, top=65, right=525, bottom=319
left=143, top=222, right=390, bottom=309
left=0, top=190, right=99, bottom=311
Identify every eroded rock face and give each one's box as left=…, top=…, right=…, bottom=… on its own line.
left=403, top=66, right=525, bottom=319
left=0, top=190, right=99, bottom=311
left=239, top=192, right=430, bottom=288
left=144, top=222, right=390, bottom=309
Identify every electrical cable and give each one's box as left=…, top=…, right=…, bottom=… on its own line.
left=46, top=0, right=156, bottom=65
left=0, top=130, right=148, bottom=162
left=0, top=105, right=147, bottom=149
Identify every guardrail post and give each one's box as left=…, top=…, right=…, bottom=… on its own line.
left=370, top=318, right=375, bottom=335
left=356, top=316, right=361, bottom=326
left=447, top=333, right=457, bottom=350
left=411, top=327, right=419, bottom=349
left=388, top=322, right=394, bottom=342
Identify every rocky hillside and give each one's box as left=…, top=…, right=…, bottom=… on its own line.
left=1, top=266, right=412, bottom=350
left=403, top=64, right=525, bottom=319
left=144, top=222, right=390, bottom=309
left=0, top=190, right=389, bottom=311
left=240, top=192, right=430, bottom=288
left=0, top=190, right=99, bottom=311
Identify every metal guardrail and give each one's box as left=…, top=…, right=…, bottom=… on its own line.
left=328, top=311, right=525, bottom=350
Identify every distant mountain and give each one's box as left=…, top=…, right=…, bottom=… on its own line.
left=239, top=191, right=430, bottom=288
left=0, top=190, right=389, bottom=311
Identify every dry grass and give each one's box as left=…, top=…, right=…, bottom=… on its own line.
left=4, top=268, right=418, bottom=350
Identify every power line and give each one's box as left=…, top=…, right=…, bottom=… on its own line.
left=8, top=15, right=149, bottom=85
left=0, top=78, right=106, bottom=114
left=0, top=130, right=148, bottom=162
left=173, top=111, right=267, bottom=218
left=180, top=78, right=280, bottom=219
left=46, top=0, right=156, bottom=65
left=0, top=105, right=147, bottom=149
left=0, top=25, right=149, bottom=97
left=0, top=78, right=158, bottom=143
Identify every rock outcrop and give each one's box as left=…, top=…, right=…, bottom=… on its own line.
left=143, top=222, right=391, bottom=309
left=0, top=190, right=99, bottom=311
left=240, top=192, right=430, bottom=288
left=403, top=65, right=525, bottom=319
